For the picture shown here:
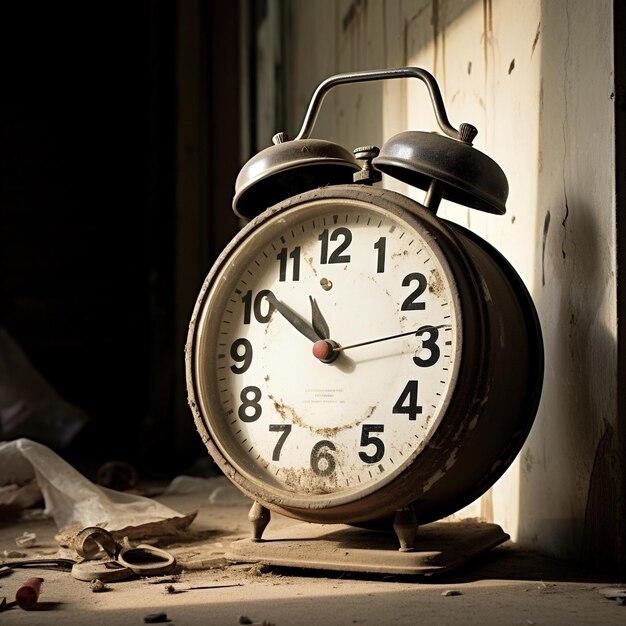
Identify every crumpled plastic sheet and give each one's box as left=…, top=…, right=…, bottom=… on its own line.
left=0, top=438, right=185, bottom=531
left=0, top=326, right=89, bottom=449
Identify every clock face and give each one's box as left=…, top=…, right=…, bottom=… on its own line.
left=192, top=197, right=462, bottom=505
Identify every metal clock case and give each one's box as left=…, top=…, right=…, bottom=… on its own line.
left=186, top=67, right=543, bottom=568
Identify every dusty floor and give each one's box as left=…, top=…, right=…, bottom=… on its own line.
left=1, top=482, right=625, bottom=626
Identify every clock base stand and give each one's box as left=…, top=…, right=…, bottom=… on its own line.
left=225, top=519, right=509, bottom=576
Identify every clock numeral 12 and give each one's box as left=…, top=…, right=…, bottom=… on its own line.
left=319, top=227, right=352, bottom=264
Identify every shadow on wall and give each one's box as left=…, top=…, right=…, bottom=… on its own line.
left=519, top=0, right=620, bottom=570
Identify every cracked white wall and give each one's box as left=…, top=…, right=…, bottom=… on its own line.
left=263, top=0, right=616, bottom=560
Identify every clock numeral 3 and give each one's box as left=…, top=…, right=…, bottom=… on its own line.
left=269, top=424, right=292, bottom=461
left=392, top=380, right=423, bottom=420
left=401, top=272, right=427, bottom=310
left=310, top=440, right=336, bottom=476
left=238, top=385, right=263, bottom=422
left=319, top=227, right=352, bottom=264
left=359, top=424, right=385, bottom=463
left=413, top=325, right=440, bottom=367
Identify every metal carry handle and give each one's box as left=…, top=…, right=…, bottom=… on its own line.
left=294, top=67, right=466, bottom=141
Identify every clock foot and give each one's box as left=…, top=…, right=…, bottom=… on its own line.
left=248, top=501, right=271, bottom=542
left=393, top=506, right=419, bottom=552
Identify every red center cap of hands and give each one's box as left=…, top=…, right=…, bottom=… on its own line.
left=312, top=340, right=332, bottom=360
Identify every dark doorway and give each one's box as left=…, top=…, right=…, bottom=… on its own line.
left=0, top=2, right=240, bottom=480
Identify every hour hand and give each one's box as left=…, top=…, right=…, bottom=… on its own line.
left=309, top=296, right=330, bottom=340
left=264, top=292, right=319, bottom=343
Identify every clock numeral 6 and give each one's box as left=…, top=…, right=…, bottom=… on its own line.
left=238, top=385, right=262, bottom=422
left=310, top=440, right=336, bottom=476
left=241, top=289, right=275, bottom=324
left=359, top=424, right=385, bottom=464
left=401, top=272, right=427, bottom=311
left=392, top=380, right=423, bottom=420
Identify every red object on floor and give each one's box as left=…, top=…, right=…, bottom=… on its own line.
left=15, top=577, right=43, bottom=610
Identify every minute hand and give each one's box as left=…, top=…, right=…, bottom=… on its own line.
left=333, top=324, right=448, bottom=352
left=265, top=293, right=319, bottom=343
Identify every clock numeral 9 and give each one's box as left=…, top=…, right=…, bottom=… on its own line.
left=319, top=227, right=352, bottom=264
left=310, top=440, right=336, bottom=476
left=238, top=385, right=262, bottom=422
left=277, top=246, right=301, bottom=281
left=230, top=338, right=252, bottom=374
left=401, top=272, right=427, bottom=310
left=242, top=289, right=274, bottom=324
left=359, top=424, right=385, bottom=463
left=392, top=380, right=422, bottom=420
left=413, top=325, right=440, bottom=367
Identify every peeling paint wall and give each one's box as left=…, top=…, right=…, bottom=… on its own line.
left=257, top=0, right=617, bottom=563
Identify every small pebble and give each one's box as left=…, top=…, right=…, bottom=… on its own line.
left=597, top=587, right=626, bottom=600
left=239, top=618, right=253, bottom=625
left=441, top=589, right=462, bottom=597
left=247, top=563, right=271, bottom=576
left=2, top=550, right=27, bottom=558
left=144, top=612, right=169, bottom=623
left=89, top=579, right=106, bottom=592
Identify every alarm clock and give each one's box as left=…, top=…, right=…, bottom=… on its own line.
left=185, top=68, right=543, bottom=571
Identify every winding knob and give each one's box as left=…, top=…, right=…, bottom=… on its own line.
left=459, top=123, right=478, bottom=145
left=353, top=145, right=382, bottom=184
left=272, top=132, right=290, bottom=145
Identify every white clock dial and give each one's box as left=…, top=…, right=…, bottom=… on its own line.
left=193, top=197, right=461, bottom=502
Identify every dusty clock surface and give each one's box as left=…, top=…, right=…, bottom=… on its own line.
left=192, top=198, right=462, bottom=500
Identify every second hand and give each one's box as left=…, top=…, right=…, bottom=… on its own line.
left=333, top=325, right=448, bottom=352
